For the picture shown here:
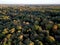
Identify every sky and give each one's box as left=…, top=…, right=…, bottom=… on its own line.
left=0, top=0, right=60, bottom=4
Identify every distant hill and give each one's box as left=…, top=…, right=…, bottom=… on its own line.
left=0, top=4, right=60, bottom=9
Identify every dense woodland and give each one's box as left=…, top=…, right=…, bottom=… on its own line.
left=0, top=5, right=60, bottom=45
